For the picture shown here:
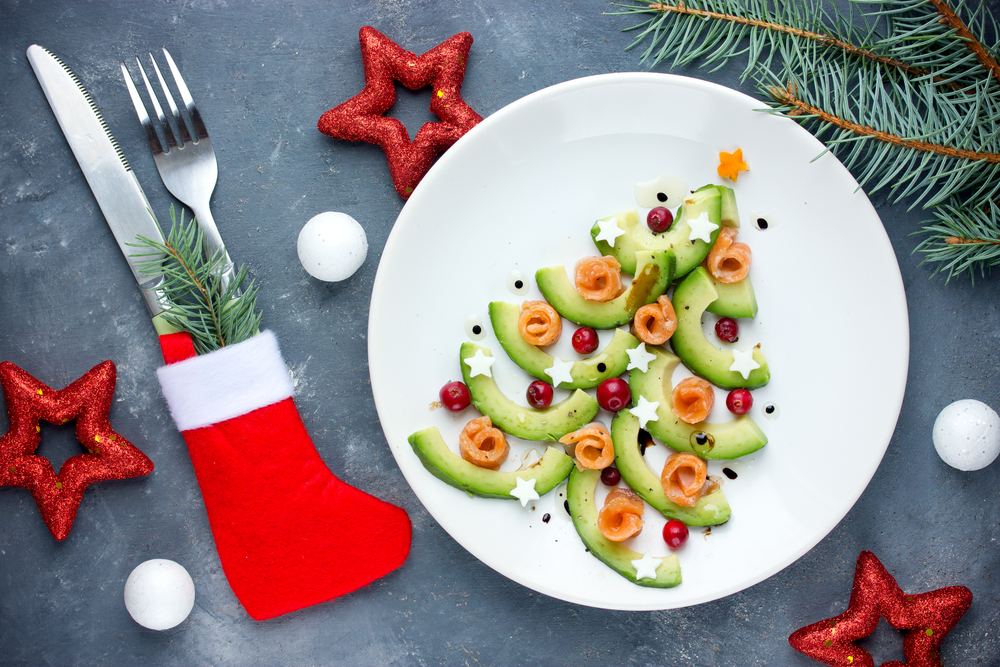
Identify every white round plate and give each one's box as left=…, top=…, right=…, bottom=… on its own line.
left=368, top=73, right=909, bottom=610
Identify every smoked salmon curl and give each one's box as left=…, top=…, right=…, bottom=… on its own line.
left=660, top=452, right=708, bottom=508
left=459, top=415, right=509, bottom=471
left=706, top=227, right=751, bottom=283
left=574, top=256, right=624, bottom=302
left=597, top=487, right=645, bottom=541
left=559, top=423, right=615, bottom=470
left=633, top=295, right=678, bottom=345
left=518, top=300, right=562, bottom=346
left=671, top=376, right=715, bottom=424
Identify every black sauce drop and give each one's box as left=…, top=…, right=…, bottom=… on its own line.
left=756, top=217, right=769, bottom=230
left=765, top=404, right=775, bottom=414
left=563, top=500, right=570, bottom=514
left=472, top=325, right=482, bottom=335
left=514, top=279, right=524, bottom=289
left=638, top=429, right=654, bottom=456
left=542, top=513, right=551, bottom=523
left=596, top=362, right=607, bottom=373
left=723, top=467, right=738, bottom=480
left=657, top=192, right=668, bottom=202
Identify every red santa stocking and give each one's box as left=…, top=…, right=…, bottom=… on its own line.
left=156, top=331, right=411, bottom=621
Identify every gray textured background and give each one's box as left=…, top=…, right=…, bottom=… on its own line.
left=1, top=0, right=999, bottom=665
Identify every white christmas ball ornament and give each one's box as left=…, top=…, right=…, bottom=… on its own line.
left=932, top=399, right=1000, bottom=471
left=297, top=211, right=368, bottom=282
left=124, top=559, right=196, bottom=630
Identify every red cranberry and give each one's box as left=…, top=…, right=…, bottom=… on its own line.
left=600, top=467, right=621, bottom=486
left=597, top=377, right=631, bottom=412
left=662, top=520, right=689, bottom=549
left=572, top=327, right=599, bottom=354
left=726, top=388, right=753, bottom=415
left=439, top=381, right=471, bottom=412
left=526, top=380, right=554, bottom=409
left=647, top=207, right=674, bottom=233
left=715, top=317, right=739, bottom=343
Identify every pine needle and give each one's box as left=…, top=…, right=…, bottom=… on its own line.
left=130, top=205, right=262, bottom=355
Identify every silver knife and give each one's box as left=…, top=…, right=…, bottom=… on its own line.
left=26, top=44, right=173, bottom=332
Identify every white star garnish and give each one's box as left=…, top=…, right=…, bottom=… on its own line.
left=463, top=349, right=495, bottom=378
left=631, top=552, right=662, bottom=581
left=510, top=476, right=540, bottom=507
left=687, top=211, right=720, bottom=243
left=629, top=395, right=660, bottom=428
left=729, top=348, right=761, bottom=379
left=625, top=343, right=657, bottom=373
left=544, top=358, right=575, bottom=387
left=594, top=216, right=626, bottom=247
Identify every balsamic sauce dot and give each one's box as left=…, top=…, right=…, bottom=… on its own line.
left=596, top=363, right=607, bottom=373
left=656, top=192, right=668, bottom=202
left=472, top=325, right=482, bottom=335
left=542, top=513, right=551, bottom=523
left=515, top=280, right=524, bottom=289
left=695, top=433, right=709, bottom=445
left=756, top=217, right=769, bottom=230
left=723, top=467, right=738, bottom=480
left=563, top=500, right=571, bottom=514
left=638, top=429, right=654, bottom=455
left=765, top=405, right=775, bottom=414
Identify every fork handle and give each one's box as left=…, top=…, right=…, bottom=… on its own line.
left=191, top=204, right=241, bottom=296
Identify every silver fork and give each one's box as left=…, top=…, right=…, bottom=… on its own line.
left=121, top=48, right=237, bottom=293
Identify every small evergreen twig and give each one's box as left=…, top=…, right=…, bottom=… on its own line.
left=130, top=205, right=262, bottom=355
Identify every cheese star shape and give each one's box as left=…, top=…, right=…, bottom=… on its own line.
left=0, top=360, right=153, bottom=540
left=718, top=148, right=749, bottom=182
left=789, top=551, right=973, bottom=667
left=729, top=348, right=761, bottom=379
left=631, top=552, right=662, bottom=581
left=686, top=210, right=719, bottom=243
left=544, top=358, right=575, bottom=387
left=463, top=349, right=495, bottom=378
left=594, top=216, right=626, bottom=248
left=629, top=395, right=660, bottom=429
left=625, top=343, right=657, bottom=373
left=509, top=476, right=540, bottom=507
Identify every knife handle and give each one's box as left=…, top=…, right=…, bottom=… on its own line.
left=152, top=312, right=181, bottom=336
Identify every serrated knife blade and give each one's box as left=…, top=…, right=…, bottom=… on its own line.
left=26, top=44, right=167, bottom=319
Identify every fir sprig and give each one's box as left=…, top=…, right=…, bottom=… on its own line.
left=611, top=0, right=1000, bottom=281
left=131, top=206, right=262, bottom=355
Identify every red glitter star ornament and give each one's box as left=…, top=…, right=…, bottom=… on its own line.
left=0, top=360, right=153, bottom=540
left=318, top=26, right=483, bottom=199
left=789, top=551, right=972, bottom=667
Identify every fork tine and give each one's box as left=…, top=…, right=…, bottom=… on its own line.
left=120, top=61, right=165, bottom=156
left=162, top=48, right=208, bottom=140
left=148, top=53, right=192, bottom=145
left=135, top=56, right=178, bottom=150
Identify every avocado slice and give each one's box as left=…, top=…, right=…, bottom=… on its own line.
left=567, top=467, right=682, bottom=588
left=408, top=427, right=573, bottom=499
left=628, top=345, right=767, bottom=459
left=611, top=410, right=731, bottom=525
left=488, top=301, right=641, bottom=389
left=700, top=184, right=739, bottom=228
left=535, top=250, right=675, bottom=329
left=704, top=272, right=758, bottom=319
left=671, top=267, right=770, bottom=390
left=460, top=342, right=599, bottom=441
left=590, top=186, right=723, bottom=279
